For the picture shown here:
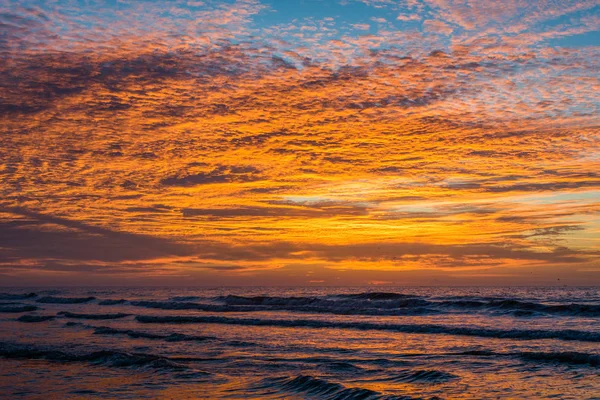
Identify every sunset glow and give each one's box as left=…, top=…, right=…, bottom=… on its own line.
left=1, top=0, right=599, bottom=286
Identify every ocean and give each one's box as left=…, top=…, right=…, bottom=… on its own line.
left=0, top=286, right=599, bottom=399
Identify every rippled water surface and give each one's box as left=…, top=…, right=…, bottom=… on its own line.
left=0, top=286, right=599, bottom=399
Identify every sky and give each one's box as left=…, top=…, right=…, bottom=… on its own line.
left=0, top=0, right=599, bottom=286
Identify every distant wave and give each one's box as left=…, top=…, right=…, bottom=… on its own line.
left=36, top=296, right=96, bottom=304
left=92, top=326, right=216, bottom=342
left=52, top=292, right=600, bottom=318
left=17, top=315, right=55, bottom=323
left=0, top=305, right=38, bottom=313
left=0, top=342, right=198, bottom=371
left=170, top=296, right=204, bottom=302
left=261, top=375, right=429, bottom=400
left=213, top=293, right=600, bottom=317
left=0, top=293, right=37, bottom=300
left=98, top=299, right=127, bottom=305
left=218, top=295, right=330, bottom=306
left=130, top=299, right=439, bottom=316
left=219, top=294, right=430, bottom=309
left=135, top=315, right=600, bottom=342
left=437, top=299, right=600, bottom=317
left=130, top=300, right=237, bottom=312
left=334, top=292, right=419, bottom=300
left=58, top=312, right=130, bottom=320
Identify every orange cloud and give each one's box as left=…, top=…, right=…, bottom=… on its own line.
left=0, top=0, right=599, bottom=285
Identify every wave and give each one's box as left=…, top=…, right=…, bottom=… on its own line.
left=36, top=296, right=96, bottom=304
left=434, top=295, right=508, bottom=301
left=92, top=291, right=600, bottom=318
left=516, top=351, right=600, bottom=367
left=438, top=299, right=600, bottom=317
left=218, top=295, right=327, bottom=306
left=130, top=299, right=439, bottom=317
left=262, top=375, right=426, bottom=400
left=135, top=315, right=600, bottom=342
left=334, top=292, right=419, bottom=300
left=58, top=312, right=130, bottom=320
left=457, top=349, right=600, bottom=367
left=98, top=299, right=127, bottom=305
left=219, top=294, right=430, bottom=309
left=170, top=296, right=203, bottom=302
left=0, top=293, right=37, bottom=300
left=0, top=305, right=38, bottom=313
left=319, top=361, right=366, bottom=373
left=130, top=300, right=234, bottom=312
left=384, top=369, right=458, bottom=384
left=92, top=326, right=216, bottom=342
left=457, top=350, right=496, bottom=356
left=0, top=342, right=197, bottom=371
left=27, top=292, right=599, bottom=318
left=217, top=293, right=600, bottom=317
left=17, top=315, right=55, bottom=322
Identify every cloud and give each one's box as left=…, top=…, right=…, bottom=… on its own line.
left=397, top=14, right=420, bottom=22
left=161, top=165, right=264, bottom=186
left=352, top=23, right=370, bottom=31
left=182, top=202, right=369, bottom=218
left=0, top=208, right=195, bottom=263
left=423, top=19, right=454, bottom=35
left=0, top=0, right=598, bottom=284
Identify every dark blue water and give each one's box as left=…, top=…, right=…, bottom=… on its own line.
left=0, top=286, right=599, bottom=399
